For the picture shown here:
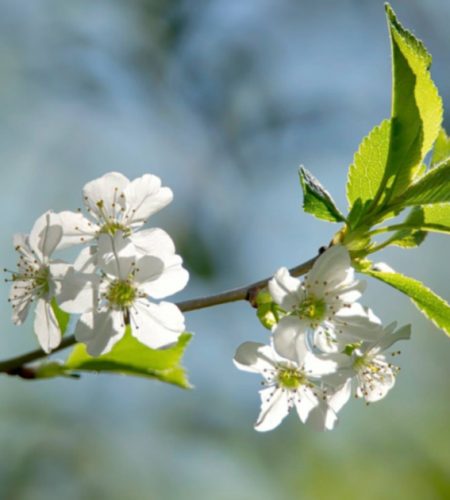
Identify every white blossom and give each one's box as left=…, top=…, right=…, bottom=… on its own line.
left=327, top=322, right=411, bottom=403
left=270, top=245, right=382, bottom=356
left=56, top=172, right=174, bottom=259
left=233, top=339, right=351, bottom=432
left=58, top=233, right=187, bottom=356
left=7, top=212, right=65, bottom=353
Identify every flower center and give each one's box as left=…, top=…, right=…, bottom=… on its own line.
left=295, top=295, right=326, bottom=321
left=277, top=367, right=305, bottom=389
left=106, top=280, right=136, bottom=308
left=99, top=221, right=131, bottom=237
left=33, top=267, right=51, bottom=296
left=12, top=265, right=51, bottom=297
left=95, top=200, right=131, bottom=237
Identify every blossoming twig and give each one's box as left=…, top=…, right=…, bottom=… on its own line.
left=0, top=254, right=319, bottom=376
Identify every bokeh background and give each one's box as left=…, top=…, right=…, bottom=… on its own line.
left=0, top=0, right=449, bottom=498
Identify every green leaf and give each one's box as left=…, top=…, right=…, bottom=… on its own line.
left=420, top=204, right=450, bottom=233
left=383, top=5, right=442, bottom=200
left=387, top=207, right=427, bottom=248
left=51, top=298, right=70, bottom=336
left=393, top=158, right=450, bottom=206
left=35, top=361, right=80, bottom=379
left=299, top=166, right=345, bottom=223
left=64, top=328, right=193, bottom=388
left=366, top=269, right=450, bottom=337
left=357, top=5, right=442, bottom=221
left=431, top=128, right=450, bottom=167
left=387, top=204, right=450, bottom=237
left=346, top=120, right=391, bottom=210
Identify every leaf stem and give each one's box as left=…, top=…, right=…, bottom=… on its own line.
left=0, top=254, right=319, bottom=376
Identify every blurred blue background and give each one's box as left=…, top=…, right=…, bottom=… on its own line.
left=0, top=0, right=449, bottom=498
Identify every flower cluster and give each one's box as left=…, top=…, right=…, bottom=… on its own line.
left=234, top=245, right=411, bottom=432
left=7, top=172, right=189, bottom=356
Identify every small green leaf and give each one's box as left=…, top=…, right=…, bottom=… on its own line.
left=366, top=268, right=450, bottom=337
left=255, top=290, right=285, bottom=330
left=35, top=361, right=79, bottom=379
left=299, top=166, right=345, bottom=223
left=387, top=207, right=427, bottom=248
left=420, top=204, right=450, bottom=233
left=388, top=228, right=427, bottom=248
left=51, top=298, right=70, bottom=336
left=64, top=328, right=193, bottom=388
left=431, top=128, right=450, bottom=167
left=346, top=120, right=391, bottom=210
left=393, top=158, right=450, bottom=206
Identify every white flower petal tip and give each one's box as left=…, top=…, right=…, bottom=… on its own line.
left=371, top=262, right=395, bottom=273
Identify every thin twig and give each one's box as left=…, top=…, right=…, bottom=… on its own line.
left=0, top=254, right=318, bottom=376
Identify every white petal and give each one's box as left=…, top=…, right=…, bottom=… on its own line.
left=74, top=310, right=125, bottom=356
left=255, top=387, right=290, bottom=432
left=295, top=385, right=320, bottom=423
left=305, top=245, right=355, bottom=296
left=330, top=280, right=366, bottom=304
left=363, top=370, right=396, bottom=403
left=272, top=316, right=308, bottom=361
left=58, top=268, right=99, bottom=314
left=327, top=379, right=352, bottom=413
left=129, top=228, right=175, bottom=257
left=34, top=299, right=61, bottom=353
left=137, top=254, right=189, bottom=299
left=305, top=397, right=339, bottom=431
left=97, top=233, right=135, bottom=279
left=312, top=323, right=339, bottom=353
left=130, top=301, right=185, bottom=349
left=268, top=268, right=304, bottom=311
left=370, top=324, right=411, bottom=353
left=29, top=212, right=63, bottom=261
left=133, top=255, right=165, bottom=288
left=73, top=246, right=98, bottom=273
left=233, top=342, right=276, bottom=374
left=48, top=262, right=71, bottom=281
left=333, top=304, right=383, bottom=343
left=123, top=174, right=173, bottom=226
left=13, top=234, right=34, bottom=262
left=303, top=351, right=338, bottom=377
left=56, top=211, right=97, bottom=249
left=9, top=281, right=32, bottom=324
left=83, top=172, right=129, bottom=220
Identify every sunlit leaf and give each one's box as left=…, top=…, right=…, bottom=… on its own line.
left=431, top=128, right=450, bottom=167
left=63, top=328, right=193, bottom=388
left=382, top=4, right=442, bottom=200
left=299, top=166, right=345, bottom=223
left=393, top=159, right=450, bottom=206
left=346, top=120, right=390, bottom=210
left=366, top=269, right=450, bottom=337
left=387, top=207, right=427, bottom=248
